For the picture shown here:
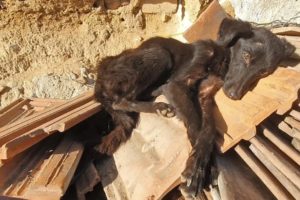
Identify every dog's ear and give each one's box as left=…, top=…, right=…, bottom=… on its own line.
left=217, top=18, right=252, bottom=47
left=280, top=38, right=296, bottom=58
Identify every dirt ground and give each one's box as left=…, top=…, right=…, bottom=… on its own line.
left=0, top=0, right=211, bottom=108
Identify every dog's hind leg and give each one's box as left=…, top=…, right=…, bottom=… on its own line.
left=95, top=109, right=139, bottom=155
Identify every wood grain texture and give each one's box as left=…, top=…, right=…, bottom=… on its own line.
left=250, top=144, right=300, bottom=199
left=272, top=27, right=300, bottom=36
left=235, top=144, right=292, bottom=200
left=250, top=136, right=300, bottom=189
left=0, top=134, right=83, bottom=200
left=0, top=100, right=100, bottom=160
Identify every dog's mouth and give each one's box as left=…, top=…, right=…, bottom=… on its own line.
left=222, top=86, right=243, bottom=100
left=223, top=76, right=261, bottom=100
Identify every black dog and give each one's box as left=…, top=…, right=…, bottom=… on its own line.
left=94, top=37, right=228, bottom=200
left=94, top=18, right=295, bottom=199
left=218, top=18, right=296, bottom=99
left=94, top=37, right=227, bottom=155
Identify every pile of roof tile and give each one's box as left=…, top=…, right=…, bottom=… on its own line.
left=0, top=91, right=102, bottom=200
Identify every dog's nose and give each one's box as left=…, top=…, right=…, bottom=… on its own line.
left=228, top=90, right=237, bottom=99
left=224, top=88, right=239, bottom=100
left=229, top=91, right=235, bottom=98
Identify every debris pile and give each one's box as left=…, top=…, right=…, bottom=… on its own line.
left=0, top=1, right=300, bottom=200
left=0, top=62, right=299, bottom=199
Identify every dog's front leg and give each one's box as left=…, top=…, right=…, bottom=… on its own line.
left=112, top=99, right=175, bottom=118
left=180, top=75, right=223, bottom=199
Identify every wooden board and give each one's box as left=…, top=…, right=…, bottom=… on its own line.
left=216, top=152, right=275, bottom=200
left=183, top=0, right=228, bottom=42
left=260, top=124, right=300, bottom=166
left=215, top=67, right=300, bottom=152
left=249, top=144, right=300, bottom=199
left=0, top=134, right=83, bottom=200
left=0, top=134, right=62, bottom=198
left=272, top=27, right=300, bottom=36
left=25, top=136, right=83, bottom=200
left=0, top=92, right=97, bottom=160
left=250, top=136, right=300, bottom=189
left=235, top=144, right=292, bottom=200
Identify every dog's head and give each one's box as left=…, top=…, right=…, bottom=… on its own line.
left=218, top=18, right=295, bottom=100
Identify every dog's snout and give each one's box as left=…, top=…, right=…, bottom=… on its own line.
left=227, top=88, right=238, bottom=99
left=223, top=86, right=241, bottom=100
left=228, top=90, right=235, bottom=99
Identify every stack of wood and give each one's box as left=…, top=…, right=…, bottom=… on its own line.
left=235, top=104, right=300, bottom=200
left=0, top=91, right=102, bottom=200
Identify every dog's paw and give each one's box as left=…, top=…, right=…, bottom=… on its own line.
left=94, top=132, right=123, bottom=155
left=154, top=102, right=176, bottom=118
left=179, top=146, right=212, bottom=199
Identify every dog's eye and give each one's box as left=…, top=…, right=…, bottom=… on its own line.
left=134, top=59, right=144, bottom=66
left=242, top=51, right=251, bottom=66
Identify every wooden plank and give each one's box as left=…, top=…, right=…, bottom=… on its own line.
left=183, top=0, right=228, bottom=42
left=215, top=90, right=273, bottom=124
left=0, top=196, right=26, bottom=200
left=293, top=128, right=300, bottom=140
left=16, top=109, right=35, bottom=121
left=290, top=109, right=300, bottom=121
left=292, top=138, right=300, bottom=152
left=213, top=90, right=278, bottom=152
left=253, top=67, right=300, bottom=115
left=6, top=108, right=35, bottom=125
left=235, top=145, right=292, bottom=199
left=213, top=67, right=300, bottom=152
left=0, top=99, right=99, bottom=160
left=275, top=117, right=300, bottom=140
left=260, top=124, right=300, bottom=166
left=272, top=26, right=300, bottom=36
left=250, top=144, right=300, bottom=198
left=285, top=116, right=300, bottom=130
left=250, top=136, right=300, bottom=189
left=0, top=98, right=24, bottom=115
left=29, top=98, right=67, bottom=104
left=0, top=91, right=93, bottom=148
left=216, top=126, right=256, bottom=153
left=252, top=80, right=297, bottom=115
left=277, top=120, right=294, bottom=137
left=214, top=91, right=257, bottom=135
left=0, top=134, right=62, bottom=197
left=29, top=98, right=66, bottom=108
left=25, top=136, right=83, bottom=200
left=44, top=100, right=101, bottom=133
left=216, top=152, right=275, bottom=200
left=279, top=35, right=300, bottom=43
left=0, top=99, right=30, bottom=128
